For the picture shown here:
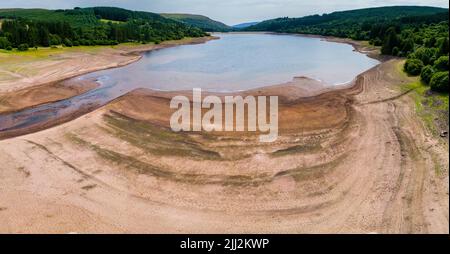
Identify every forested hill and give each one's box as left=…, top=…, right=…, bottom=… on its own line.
left=245, top=6, right=449, bottom=92
left=245, top=6, right=447, bottom=37
left=0, top=7, right=207, bottom=49
left=161, top=13, right=231, bottom=32
left=232, top=22, right=260, bottom=29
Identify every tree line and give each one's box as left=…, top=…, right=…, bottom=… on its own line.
left=396, top=23, right=449, bottom=92
left=0, top=7, right=207, bottom=51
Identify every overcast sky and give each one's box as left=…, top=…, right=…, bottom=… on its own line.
left=0, top=0, right=448, bottom=25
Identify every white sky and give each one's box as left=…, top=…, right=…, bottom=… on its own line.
left=0, top=0, right=448, bottom=25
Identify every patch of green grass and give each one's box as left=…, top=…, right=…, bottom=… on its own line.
left=359, top=40, right=379, bottom=50
left=395, top=60, right=409, bottom=77
left=0, top=36, right=203, bottom=58
left=0, top=45, right=109, bottom=58
left=0, top=45, right=117, bottom=80
left=99, top=18, right=124, bottom=24
left=114, top=42, right=146, bottom=47
left=430, top=150, right=445, bottom=175
left=401, top=80, right=449, bottom=135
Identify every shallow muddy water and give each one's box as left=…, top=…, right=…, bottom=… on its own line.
left=0, top=33, right=379, bottom=136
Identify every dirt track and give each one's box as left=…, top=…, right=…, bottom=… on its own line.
left=0, top=58, right=448, bottom=233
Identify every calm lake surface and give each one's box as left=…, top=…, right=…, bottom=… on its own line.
left=1, top=33, right=379, bottom=134
left=83, top=33, right=379, bottom=92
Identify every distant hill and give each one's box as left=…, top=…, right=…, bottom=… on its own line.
left=245, top=6, right=448, bottom=39
left=0, top=7, right=202, bottom=28
left=161, top=13, right=231, bottom=32
left=232, top=22, right=260, bottom=29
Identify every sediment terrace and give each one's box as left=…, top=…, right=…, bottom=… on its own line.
left=0, top=59, right=448, bottom=233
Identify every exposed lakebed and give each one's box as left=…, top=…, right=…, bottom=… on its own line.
left=0, top=33, right=379, bottom=136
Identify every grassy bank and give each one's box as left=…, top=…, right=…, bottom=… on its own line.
left=0, top=35, right=205, bottom=56
left=0, top=45, right=107, bottom=56
left=0, top=45, right=109, bottom=83
left=0, top=37, right=209, bottom=85
left=396, top=61, right=449, bottom=135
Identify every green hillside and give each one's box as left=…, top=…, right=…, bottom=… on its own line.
left=161, top=13, right=231, bottom=32
left=0, top=8, right=99, bottom=26
left=245, top=6, right=447, bottom=38
left=0, top=7, right=207, bottom=49
left=232, top=22, right=259, bottom=29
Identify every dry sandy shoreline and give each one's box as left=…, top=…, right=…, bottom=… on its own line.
left=0, top=33, right=447, bottom=234
left=0, top=58, right=447, bottom=233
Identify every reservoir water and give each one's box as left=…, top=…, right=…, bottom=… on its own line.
left=0, top=33, right=379, bottom=135
left=83, top=33, right=379, bottom=92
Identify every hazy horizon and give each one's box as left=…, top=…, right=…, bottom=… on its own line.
left=0, top=0, right=448, bottom=25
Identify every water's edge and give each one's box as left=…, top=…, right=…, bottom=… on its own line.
left=0, top=33, right=381, bottom=140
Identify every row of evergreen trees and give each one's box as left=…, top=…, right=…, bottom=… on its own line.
left=0, top=20, right=75, bottom=49
left=0, top=15, right=207, bottom=50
